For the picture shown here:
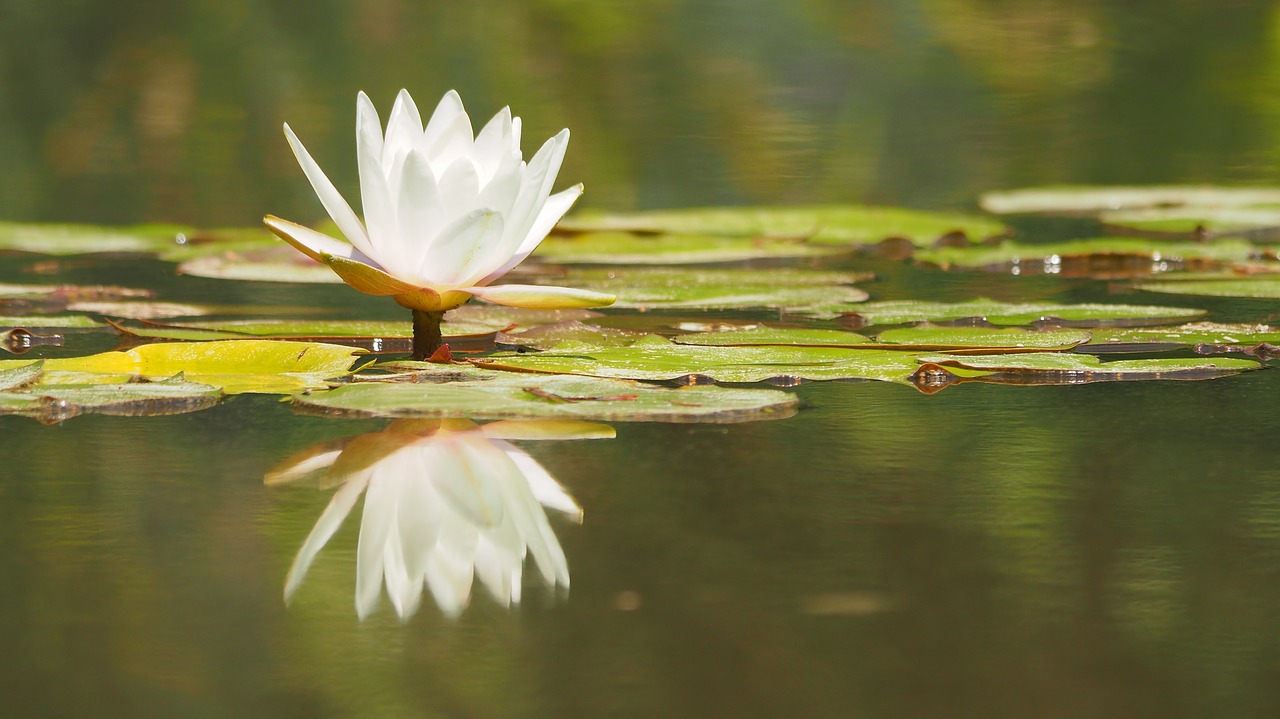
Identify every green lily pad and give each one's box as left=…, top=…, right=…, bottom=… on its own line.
left=0, top=283, right=152, bottom=301
left=874, top=325, right=1092, bottom=349
left=841, top=298, right=1206, bottom=328
left=0, top=315, right=105, bottom=329
left=532, top=231, right=852, bottom=264
left=979, top=186, right=1280, bottom=216
left=479, top=337, right=924, bottom=384
left=0, top=360, right=42, bottom=390
left=177, top=248, right=343, bottom=284
left=673, top=326, right=872, bottom=346
left=561, top=205, right=1006, bottom=247
left=1098, top=206, right=1280, bottom=239
left=1087, top=322, right=1280, bottom=348
left=501, top=321, right=651, bottom=351
left=914, top=237, right=1261, bottom=272
left=1135, top=277, right=1280, bottom=299
left=157, top=227, right=280, bottom=262
left=0, top=221, right=186, bottom=255
left=291, top=374, right=799, bottom=423
left=0, top=340, right=364, bottom=394
left=0, top=378, right=223, bottom=423
left=917, top=353, right=1260, bottom=380
left=561, top=267, right=870, bottom=316
left=65, top=301, right=214, bottom=319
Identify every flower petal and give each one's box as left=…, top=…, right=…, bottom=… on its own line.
left=382, top=89, right=423, bottom=168
left=506, top=129, right=569, bottom=247
left=357, top=103, right=399, bottom=265
left=472, top=106, right=512, bottom=184
left=424, top=109, right=474, bottom=173
left=323, top=253, right=423, bottom=296
left=426, top=208, right=504, bottom=286
left=396, top=149, right=443, bottom=279
left=282, top=123, right=374, bottom=258
left=283, top=472, right=370, bottom=603
left=263, top=214, right=373, bottom=264
left=478, top=183, right=583, bottom=284
left=421, top=90, right=466, bottom=150
left=463, top=283, right=615, bottom=309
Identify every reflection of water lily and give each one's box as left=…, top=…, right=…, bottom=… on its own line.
left=264, top=89, right=615, bottom=316
left=267, top=419, right=609, bottom=620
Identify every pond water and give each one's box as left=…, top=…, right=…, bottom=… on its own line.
left=5, top=2, right=1280, bottom=718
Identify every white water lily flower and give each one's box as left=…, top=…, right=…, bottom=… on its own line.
left=272, top=419, right=601, bottom=620
left=264, top=89, right=614, bottom=312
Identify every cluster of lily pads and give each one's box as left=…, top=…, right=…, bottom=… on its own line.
left=2, top=184, right=1279, bottom=424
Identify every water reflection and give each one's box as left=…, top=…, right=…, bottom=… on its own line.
left=265, top=418, right=611, bottom=620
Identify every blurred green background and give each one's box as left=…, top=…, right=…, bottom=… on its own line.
left=5, top=0, right=1280, bottom=226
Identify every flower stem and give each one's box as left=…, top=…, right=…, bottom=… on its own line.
left=411, top=309, right=446, bottom=360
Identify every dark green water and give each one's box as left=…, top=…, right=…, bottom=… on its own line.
left=4, top=2, right=1280, bottom=717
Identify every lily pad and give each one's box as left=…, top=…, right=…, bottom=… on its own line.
left=841, top=298, right=1206, bottom=328
left=291, top=374, right=799, bottom=423
left=177, top=248, right=344, bottom=284
left=0, top=360, right=43, bottom=390
left=0, top=378, right=222, bottom=423
left=874, top=325, right=1092, bottom=349
left=0, top=315, right=105, bottom=329
left=560, top=205, right=1007, bottom=247
left=0, top=340, right=364, bottom=394
left=532, top=231, right=852, bottom=264
left=673, top=326, right=872, bottom=346
left=979, top=186, right=1280, bottom=216
left=561, top=267, right=870, bottom=316
left=1099, top=206, right=1280, bottom=240
left=0, top=221, right=186, bottom=255
left=1087, top=322, right=1280, bottom=348
left=66, top=301, right=214, bottom=319
left=1135, top=277, right=1280, bottom=299
left=914, top=237, right=1261, bottom=273
left=917, top=353, right=1260, bottom=381
left=478, top=337, right=924, bottom=384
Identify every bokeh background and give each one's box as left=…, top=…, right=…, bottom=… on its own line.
left=4, top=0, right=1280, bottom=227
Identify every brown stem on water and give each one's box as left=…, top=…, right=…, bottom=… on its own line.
left=411, top=309, right=445, bottom=360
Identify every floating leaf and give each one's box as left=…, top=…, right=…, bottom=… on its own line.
left=291, top=374, right=799, bottom=423
left=1087, top=322, right=1280, bottom=349
left=532, top=231, right=852, bottom=264
left=0, top=340, right=363, bottom=394
left=0, top=315, right=105, bottom=329
left=841, top=298, right=1206, bottom=328
left=673, top=326, right=872, bottom=346
left=478, top=338, right=924, bottom=384
left=979, top=185, right=1280, bottom=215
left=0, top=221, right=186, bottom=255
left=874, top=325, right=1091, bottom=349
left=177, top=248, right=344, bottom=284
left=501, top=321, right=650, bottom=351
left=0, top=360, right=42, bottom=390
left=1135, top=277, right=1280, bottom=299
left=1098, top=206, right=1280, bottom=239
left=66, top=301, right=214, bottom=319
left=561, top=267, right=870, bottom=316
left=916, top=353, right=1260, bottom=381
left=0, top=378, right=222, bottom=423
left=914, top=237, right=1261, bottom=274
left=561, top=205, right=1006, bottom=247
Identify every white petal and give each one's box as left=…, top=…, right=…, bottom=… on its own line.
left=472, top=107, right=512, bottom=184
left=421, top=90, right=466, bottom=151
left=464, top=283, right=615, bottom=309
left=396, top=150, right=443, bottom=280
left=424, top=110, right=475, bottom=172
left=480, top=183, right=582, bottom=283
left=355, top=476, right=397, bottom=618
left=282, top=123, right=375, bottom=258
left=263, top=215, right=378, bottom=266
left=510, top=116, right=522, bottom=154
left=425, top=208, right=504, bottom=287
left=357, top=105, right=400, bottom=267
left=432, top=157, right=482, bottom=231
left=503, top=445, right=583, bottom=520
left=424, top=545, right=474, bottom=618
left=505, top=130, right=568, bottom=248
left=283, top=473, right=370, bottom=603
left=356, top=92, right=385, bottom=172
left=382, top=89, right=423, bottom=168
